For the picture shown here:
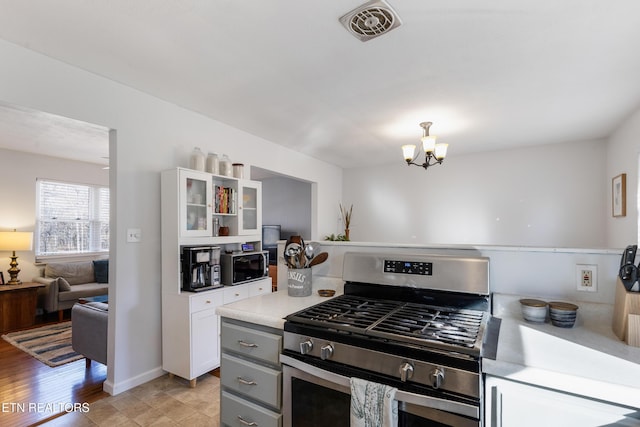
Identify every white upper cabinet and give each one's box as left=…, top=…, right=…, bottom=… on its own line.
left=236, top=180, right=262, bottom=235
left=179, top=169, right=213, bottom=238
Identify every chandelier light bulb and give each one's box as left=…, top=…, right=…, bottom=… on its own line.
left=421, top=135, right=436, bottom=153
left=402, top=144, right=416, bottom=161
left=434, top=143, right=448, bottom=160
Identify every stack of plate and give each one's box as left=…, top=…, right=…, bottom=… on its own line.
left=549, top=302, right=579, bottom=328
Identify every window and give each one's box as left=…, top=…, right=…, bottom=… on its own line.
left=36, top=179, right=109, bottom=258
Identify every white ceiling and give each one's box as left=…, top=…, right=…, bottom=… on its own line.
left=1, top=0, right=640, bottom=168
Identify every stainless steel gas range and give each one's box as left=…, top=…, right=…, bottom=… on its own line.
left=280, top=251, right=501, bottom=427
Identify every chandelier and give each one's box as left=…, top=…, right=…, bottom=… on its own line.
left=401, top=122, right=448, bottom=170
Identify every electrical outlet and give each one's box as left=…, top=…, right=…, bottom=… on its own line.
left=576, top=264, right=597, bottom=292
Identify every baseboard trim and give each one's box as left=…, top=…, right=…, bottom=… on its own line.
left=102, top=366, right=165, bottom=395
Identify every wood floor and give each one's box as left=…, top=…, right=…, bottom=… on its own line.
left=0, top=311, right=108, bottom=427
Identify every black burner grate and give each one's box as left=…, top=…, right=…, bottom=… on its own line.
left=286, top=294, right=487, bottom=355
left=370, top=303, right=485, bottom=349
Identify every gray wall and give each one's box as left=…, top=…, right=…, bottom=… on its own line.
left=261, top=176, right=312, bottom=240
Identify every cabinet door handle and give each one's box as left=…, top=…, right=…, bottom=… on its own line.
left=237, top=377, right=257, bottom=386
left=237, top=416, right=257, bottom=426
left=238, top=340, right=258, bottom=348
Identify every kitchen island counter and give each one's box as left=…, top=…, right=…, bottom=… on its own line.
left=216, top=276, right=344, bottom=329
left=485, top=293, right=640, bottom=409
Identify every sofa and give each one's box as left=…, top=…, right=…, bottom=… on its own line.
left=33, top=259, right=109, bottom=321
left=71, top=301, right=108, bottom=366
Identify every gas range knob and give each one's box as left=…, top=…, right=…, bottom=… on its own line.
left=299, top=339, right=313, bottom=355
left=431, top=368, right=445, bottom=389
left=320, top=344, right=334, bottom=360
left=399, top=362, right=414, bottom=382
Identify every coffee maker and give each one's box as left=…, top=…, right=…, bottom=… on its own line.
left=181, top=245, right=221, bottom=292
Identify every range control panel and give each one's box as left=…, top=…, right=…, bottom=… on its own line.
left=383, top=260, right=433, bottom=276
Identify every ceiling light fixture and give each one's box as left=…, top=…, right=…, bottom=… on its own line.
left=402, top=122, right=448, bottom=170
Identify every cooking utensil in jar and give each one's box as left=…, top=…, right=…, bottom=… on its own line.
left=285, top=242, right=303, bottom=268
left=308, top=252, right=328, bottom=267
left=304, top=242, right=317, bottom=261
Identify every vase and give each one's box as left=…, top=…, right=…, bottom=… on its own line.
left=344, top=228, right=350, bottom=241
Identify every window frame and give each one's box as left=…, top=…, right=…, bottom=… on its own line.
left=35, top=178, right=110, bottom=262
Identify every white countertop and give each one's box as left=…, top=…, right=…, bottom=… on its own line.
left=486, top=293, right=640, bottom=408
left=216, top=276, right=344, bottom=329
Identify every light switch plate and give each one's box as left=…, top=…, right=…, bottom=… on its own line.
left=127, top=228, right=141, bottom=243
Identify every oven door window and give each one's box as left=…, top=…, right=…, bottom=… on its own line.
left=290, top=376, right=469, bottom=427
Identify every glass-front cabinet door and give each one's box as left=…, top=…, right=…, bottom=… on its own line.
left=237, top=180, right=262, bottom=235
left=179, top=169, right=212, bottom=237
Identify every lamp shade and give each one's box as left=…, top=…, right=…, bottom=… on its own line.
left=401, top=144, right=416, bottom=161
left=0, top=231, right=33, bottom=251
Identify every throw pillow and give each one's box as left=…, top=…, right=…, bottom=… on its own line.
left=93, top=259, right=109, bottom=283
left=58, top=277, right=72, bottom=292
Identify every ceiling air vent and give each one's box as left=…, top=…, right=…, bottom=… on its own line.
left=339, top=0, right=402, bottom=42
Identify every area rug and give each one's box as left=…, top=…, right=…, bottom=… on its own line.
left=1, top=322, right=83, bottom=367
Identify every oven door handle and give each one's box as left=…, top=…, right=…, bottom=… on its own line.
left=280, top=354, right=479, bottom=420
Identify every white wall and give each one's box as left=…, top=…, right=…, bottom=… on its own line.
left=343, top=139, right=608, bottom=248
left=0, top=148, right=109, bottom=280
left=606, top=107, right=640, bottom=248
left=310, top=242, right=621, bottom=305
left=0, top=39, right=343, bottom=394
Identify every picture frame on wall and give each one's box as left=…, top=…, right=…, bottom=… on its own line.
left=612, top=173, right=627, bottom=217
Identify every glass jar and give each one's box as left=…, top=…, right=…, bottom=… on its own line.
left=206, top=152, right=219, bottom=174
left=219, top=154, right=232, bottom=177
left=189, top=147, right=205, bottom=171
left=232, top=163, right=244, bottom=179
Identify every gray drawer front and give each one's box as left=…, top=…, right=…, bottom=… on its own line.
left=221, top=321, right=282, bottom=365
left=221, top=390, right=282, bottom=427
left=221, top=353, right=282, bottom=409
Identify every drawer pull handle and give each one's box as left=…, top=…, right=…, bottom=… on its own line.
left=237, top=377, right=257, bottom=386
left=205, top=300, right=211, bottom=304
left=237, top=415, right=258, bottom=426
left=238, top=340, right=258, bottom=348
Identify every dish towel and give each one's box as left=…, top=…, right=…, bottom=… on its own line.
left=350, top=377, right=398, bottom=427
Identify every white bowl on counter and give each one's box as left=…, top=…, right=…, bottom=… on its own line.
left=519, top=298, right=548, bottom=323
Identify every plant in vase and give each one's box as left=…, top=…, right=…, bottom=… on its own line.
left=340, top=203, right=353, bottom=241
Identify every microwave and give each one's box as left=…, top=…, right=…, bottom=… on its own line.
left=221, top=251, right=269, bottom=286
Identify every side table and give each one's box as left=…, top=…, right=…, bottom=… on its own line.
left=0, top=282, right=46, bottom=333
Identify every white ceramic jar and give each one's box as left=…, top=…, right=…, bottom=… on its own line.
left=189, top=147, right=205, bottom=171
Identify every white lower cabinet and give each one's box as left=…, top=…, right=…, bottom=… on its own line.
left=485, top=375, right=640, bottom=427
left=220, top=317, right=283, bottom=427
left=162, top=278, right=273, bottom=387
left=191, top=307, right=220, bottom=377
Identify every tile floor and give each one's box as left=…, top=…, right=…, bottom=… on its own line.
left=40, top=374, right=220, bottom=426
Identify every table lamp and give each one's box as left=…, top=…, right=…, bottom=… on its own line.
left=0, top=230, right=33, bottom=285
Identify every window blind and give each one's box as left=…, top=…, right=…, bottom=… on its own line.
left=36, top=179, right=109, bottom=257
